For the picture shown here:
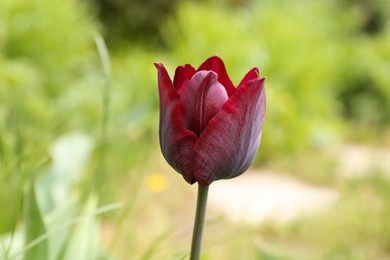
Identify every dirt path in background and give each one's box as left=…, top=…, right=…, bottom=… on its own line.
left=208, top=144, right=390, bottom=224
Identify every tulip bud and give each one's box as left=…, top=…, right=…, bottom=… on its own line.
left=155, top=56, right=266, bottom=186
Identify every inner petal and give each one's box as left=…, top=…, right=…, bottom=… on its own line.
left=173, top=64, right=196, bottom=90
left=178, top=71, right=229, bottom=137
left=197, top=56, right=236, bottom=97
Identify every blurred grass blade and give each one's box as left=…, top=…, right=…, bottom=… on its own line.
left=255, top=241, right=285, bottom=260
left=94, top=33, right=111, bottom=80
left=23, top=182, right=48, bottom=260
left=0, top=231, right=24, bottom=260
left=62, top=197, right=99, bottom=260
left=93, top=33, right=112, bottom=200
left=12, top=202, right=122, bottom=259
left=46, top=202, right=76, bottom=260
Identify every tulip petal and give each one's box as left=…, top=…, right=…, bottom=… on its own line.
left=197, top=56, right=236, bottom=97
left=155, top=63, right=198, bottom=184
left=178, top=71, right=229, bottom=137
left=173, top=64, right=196, bottom=91
left=192, top=78, right=266, bottom=185
left=238, top=68, right=259, bottom=87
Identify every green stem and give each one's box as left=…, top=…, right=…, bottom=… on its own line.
left=93, top=34, right=111, bottom=203
left=190, top=184, right=209, bottom=260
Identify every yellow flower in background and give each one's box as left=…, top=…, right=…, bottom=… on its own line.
left=145, top=173, right=168, bottom=193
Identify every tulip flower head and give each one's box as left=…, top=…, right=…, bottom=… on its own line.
left=155, top=56, right=266, bottom=186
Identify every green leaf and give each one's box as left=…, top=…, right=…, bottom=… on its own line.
left=45, top=202, right=76, bottom=260
left=62, top=197, right=99, bottom=260
left=23, top=182, right=48, bottom=260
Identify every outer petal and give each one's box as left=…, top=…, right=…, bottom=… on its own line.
left=238, top=68, right=259, bottom=88
left=192, top=78, right=266, bottom=185
left=154, top=63, right=197, bottom=184
left=173, top=64, right=196, bottom=91
left=178, top=71, right=229, bottom=136
left=197, top=56, right=236, bottom=97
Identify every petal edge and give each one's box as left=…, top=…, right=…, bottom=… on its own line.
left=197, top=56, right=236, bottom=97
left=155, top=62, right=198, bottom=184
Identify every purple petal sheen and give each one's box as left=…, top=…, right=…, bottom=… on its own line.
left=173, top=64, right=196, bottom=91
left=192, top=78, right=266, bottom=185
left=178, top=71, right=229, bottom=137
left=197, top=56, right=236, bottom=97
left=154, top=63, right=198, bottom=183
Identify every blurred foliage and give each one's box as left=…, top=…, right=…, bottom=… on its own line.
left=338, top=0, right=390, bottom=35
left=0, top=0, right=98, bottom=234
left=1, top=0, right=390, bottom=258
left=90, top=0, right=180, bottom=48
left=0, top=0, right=97, bottom=97
left=0, top=133, right=117, bottom=259
left=162, top=0, right=347, bottom=161
left=161, top=0, right=390, bottom=160
left=334, top=0, right=390, bottom=131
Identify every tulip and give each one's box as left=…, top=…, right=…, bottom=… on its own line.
left=155, top=56, right=266, bottom=186
left=155, top=56, right=266, bottom=259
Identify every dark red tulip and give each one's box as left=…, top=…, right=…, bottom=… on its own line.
left=155, top=56, right=266, bottom=186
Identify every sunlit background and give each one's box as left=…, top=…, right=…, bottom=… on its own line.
left=1, top=0, right=390, bottom=259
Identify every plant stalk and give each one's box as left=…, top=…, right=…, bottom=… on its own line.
left=190, top=184, right=209, bottom=260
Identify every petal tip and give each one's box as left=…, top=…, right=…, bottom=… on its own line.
left=154, top=62, right=164, bottom=70
left=255, top=77, right=266, bottom=88
left=203, top=55, right=223, bottom=65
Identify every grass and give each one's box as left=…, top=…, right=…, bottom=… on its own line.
left=2, top=48, right=389, bottom=260
left=2, top=61, right=389, bottom=258
left=90, top=150, right=390, bottom=259
left=1, top=90, right=389, bottom=259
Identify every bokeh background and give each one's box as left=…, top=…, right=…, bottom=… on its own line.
left=1, top=0, right=390, bottom=259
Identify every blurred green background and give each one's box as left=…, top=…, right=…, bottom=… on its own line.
left=1, top=0, right=390, bottom=259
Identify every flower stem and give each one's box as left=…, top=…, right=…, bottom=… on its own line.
left=190, top=184, right=209, bottom=260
